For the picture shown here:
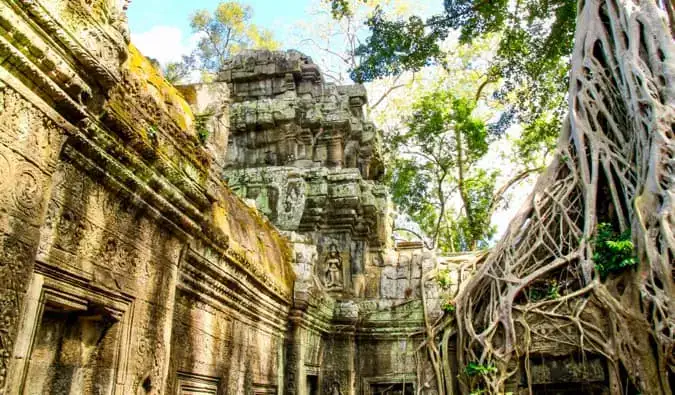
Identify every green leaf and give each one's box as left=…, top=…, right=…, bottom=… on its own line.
left=591, top=223, right=637, bottom=280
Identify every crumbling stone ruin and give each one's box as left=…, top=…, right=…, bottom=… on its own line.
left=0, top=0, right=672, bottom=394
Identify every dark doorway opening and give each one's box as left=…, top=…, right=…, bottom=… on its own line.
left=370, top=382, right=414, bottom=395
left=306, top=374, right=319, bottom=395
left=530, top=383, right=608, bottom=394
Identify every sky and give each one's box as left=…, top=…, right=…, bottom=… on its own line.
left=127, top=0, right=442, bottom=66
left=128, top=0, right=317, bottom=64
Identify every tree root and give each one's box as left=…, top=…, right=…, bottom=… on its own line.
left=419, top=1, right=675, bottom=393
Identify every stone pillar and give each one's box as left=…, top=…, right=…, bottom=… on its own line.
left=285, top=322, right=305, bottom=395
left=0, top=82, right=67, bottom=394
left=327, top=137, right=343, bottom=168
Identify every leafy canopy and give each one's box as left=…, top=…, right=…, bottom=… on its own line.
left=332, top=0, right=575, bottom=131
left=388, top=89, right=498, bottom=251
left=164, top=1, right=278, bottom=83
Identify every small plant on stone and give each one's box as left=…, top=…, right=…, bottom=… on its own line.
left=197, top=128, right=209, bottom=144
left=464, top=362, right=497, bottom=377
left=195, top=115, right=210, bottom=145
left=441, top=297, right=456, bottom=313
left=146, top=124, right=158, bottom=141
left=546, top=279, right=560, bottom=299
left=591, top=222, right=637, bottom=280
left=527, top=279, right=560, bottom=301
left=528, top=287, right=545, bottom=301
left=436, top=269, right=452, bottom=289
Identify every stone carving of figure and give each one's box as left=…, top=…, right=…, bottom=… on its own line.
left=329, top=382, right=343, bottom=395
left=284, top=183, right=299, bottom=213
left=324, top=243, right=343, bottom=289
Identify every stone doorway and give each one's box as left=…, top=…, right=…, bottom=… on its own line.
left=6, top=270, right=133, bottom=395
left=369, top=382, right=414, bottom=395
left=23, top=307, right=118, bottom=394
left=306, top=374, right=319, bottom=395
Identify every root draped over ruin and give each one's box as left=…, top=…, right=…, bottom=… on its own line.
left=422, top=1, right=674, bottom=393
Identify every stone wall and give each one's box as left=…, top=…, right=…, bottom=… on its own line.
left=0, top=1, right=293, bottom=394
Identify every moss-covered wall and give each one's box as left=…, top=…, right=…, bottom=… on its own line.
left=0, top=1, right=294, bottom=394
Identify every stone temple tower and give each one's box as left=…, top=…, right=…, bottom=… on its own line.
left=219, top=49, right=395, bottom=300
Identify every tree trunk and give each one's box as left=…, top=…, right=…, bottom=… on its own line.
left=432, top=1, right=675, bottom=393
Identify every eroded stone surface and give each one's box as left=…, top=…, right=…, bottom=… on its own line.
left=210, top=49, right=444, bottom=395
left=0, top=1, right=292, bottom=394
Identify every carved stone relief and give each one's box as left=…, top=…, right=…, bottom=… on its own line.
left=0, top=236, right=36, bottom=394
left=0, top=85, right=66, bottom=394
left=323, top=244, right=344, bottom=291
left=6, top=269, right=133, bottom=395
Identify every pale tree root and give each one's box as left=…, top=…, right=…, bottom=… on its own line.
left=418, top=1, right=675, bottom=394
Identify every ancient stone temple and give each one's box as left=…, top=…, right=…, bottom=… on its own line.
left=213, top=50, right=445, bottom=394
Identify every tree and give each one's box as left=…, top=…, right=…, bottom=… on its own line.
left=380, top=33, right=546, bottom=253
left=389, top=85, right=542, bottom=252
left=331, top=0, right=573, bottom=145
left=164, top=1, right=279, bottom=83
left=412, top=2, right=674, bottom=394
left=389, top=91, right=491, bottom=251
left=163, top=54, right=196, bottom=84
left=296, top=0, right=418, bottom=109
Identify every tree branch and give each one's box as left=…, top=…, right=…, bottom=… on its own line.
left=393, top=227, right=434, bottom=250
left=299, top=38, right=353, bottom=64
left=488, top=167, right=544, bottom=218
left=370, top=73, right=416, bottom=110
left=474, top=75, right=498, bottom=103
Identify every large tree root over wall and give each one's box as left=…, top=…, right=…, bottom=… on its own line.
left=422, top=1, right=674, bottom=393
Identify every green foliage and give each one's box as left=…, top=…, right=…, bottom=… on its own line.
left=547, top=279, right=560, bottom=299
left=387, top=157, right=434, bottom=222
left=163, top=55, right=196, bottom=84
left=592, top=223, right=637, bottom=280
left=333, top=0, right=574, bottom=137
left=515, top=114, right=560, bottom=164
left=195, top=115, right=210, bottom=145
left=442, top=298, right=456, bottom=313
left=351, top=8, right=444, bottom=81
left=166, top=2, right=279, bottom=82
left=146, top=125, right=158, bottom=141
left=527, top=287, right=544, bottom=301
left=527, top=279, right=560, bottom=301
left=387, top=89, right=497, bottom=251
left=436, top=269, right=452, bottom=288
left=465, top=362, right=497, bottom=377
left=191, top=2, right=278, bottom=73
left=458, top=169, right=498, bottom=248
left=328, top=0, right=367, bottom=19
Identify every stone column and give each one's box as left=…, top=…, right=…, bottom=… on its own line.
left=327, top=137, right=343, bottom=168
left=0, top=82, right=67, bottom=393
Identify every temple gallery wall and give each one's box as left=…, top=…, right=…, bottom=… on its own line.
left=0, top=0, right=638, bottom=394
